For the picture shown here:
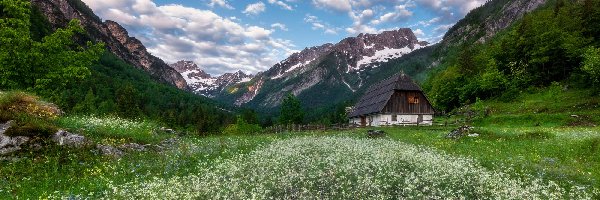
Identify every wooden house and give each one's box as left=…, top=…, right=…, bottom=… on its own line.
left=349, top=73, right=435, bottom=126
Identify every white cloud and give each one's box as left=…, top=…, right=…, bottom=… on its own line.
left=82, top=0, right=296, bottom=75
left=414, top=28, right=425, bottom=37
left=312, top=0, right=352, bottom=12
left=267, top=0, right=294, bottom=10
left=371, top=4, right=413, bottom=25
left=243, top=2, right=266, bottom=15
left=416, top=0, right=486, bottom=15
left=207, top=0, right=234, bottom=9
left=418, top=17, right=441, bottom=27
left=271, top=23, right=289, bottom=31
left=304, top=14, right=338, bottom=35
left=433, top=23, right=454, bottom=32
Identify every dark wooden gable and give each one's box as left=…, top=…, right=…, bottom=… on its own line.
left=349, top=73, right=433, bottom=117
left=382, top=91, right=434, bottom=114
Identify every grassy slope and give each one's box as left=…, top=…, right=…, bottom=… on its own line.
left=378, top=86, right=600, bottom=188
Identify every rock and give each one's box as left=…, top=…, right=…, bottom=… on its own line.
left=0, top=121, right=30, bottom=155
left=367, top=130, right=386, bottom=138
left=96, top=144, right=124, bottom=157
left=150, top=138, right=180, bottom=151
left=159, top=127, right=177, bottom=135
left=120, top=143, right=147, bottom=152
left=51, top=130, right=87, bottom=147
left=446, top=126, right=473, bottom=139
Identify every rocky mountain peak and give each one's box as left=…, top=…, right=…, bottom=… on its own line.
left=32, top=0, right=189, bottom=90
left=228, top=28, right=428, bottom=106
left=169, top=61, right=253, bottom=97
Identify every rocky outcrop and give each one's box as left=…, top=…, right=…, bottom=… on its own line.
left=31, top=0, right=189, bottom=90
left=0, top=121, right=29, bottom=155
left=51, top=130, right=88, bottom=148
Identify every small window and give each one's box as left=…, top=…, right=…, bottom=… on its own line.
left=408, top=96, right=419, bottom=104
left=392, top=115, right=397, bottom=121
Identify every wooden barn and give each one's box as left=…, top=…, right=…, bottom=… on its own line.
left=348, top=73, right=435, bottom=126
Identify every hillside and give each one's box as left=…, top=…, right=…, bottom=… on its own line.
left=0, top=0, right=234, bottom=133
left=31, top=0, right=189, bottom=90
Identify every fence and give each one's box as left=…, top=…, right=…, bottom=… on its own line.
left=263, top=123, right=357, bottom=134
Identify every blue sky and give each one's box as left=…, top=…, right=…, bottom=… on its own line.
left=82, top=0, right=486, bottom=75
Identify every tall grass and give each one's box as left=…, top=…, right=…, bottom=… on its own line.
left=56, top=115, right=164, bottom=144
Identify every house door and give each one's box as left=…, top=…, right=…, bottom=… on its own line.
left=360, top=116, right=366, bottom=126
left=417, top=115, right=423, bottom=124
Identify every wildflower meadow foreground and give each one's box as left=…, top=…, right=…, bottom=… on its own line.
left=102, top=136, right=597, bottom=199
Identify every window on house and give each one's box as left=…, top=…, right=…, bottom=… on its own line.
left=408, top=96, right=420, bottom=104
left=392, top=114, right=397, bottom=121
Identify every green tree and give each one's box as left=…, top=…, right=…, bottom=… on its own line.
left=279, top=93, right=304, bottom=124
left=0, top=0, right=104, bottom=92
left=73, top=88, right=97, bottom=114
left=582, top=47, right=600, bottom=88
left=116, top=84, right=142, bottom=118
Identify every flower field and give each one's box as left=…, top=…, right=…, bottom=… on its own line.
left=3, top=115, right=600, bottom=199
left=104, top=136, right=598, bottom=199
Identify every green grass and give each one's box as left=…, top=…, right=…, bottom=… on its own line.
left=2, top=87, right=600, bottom=198
left=56, top=115, right=166, bottom=144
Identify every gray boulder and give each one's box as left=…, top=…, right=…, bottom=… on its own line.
left=51, top=130, right=88, bottom=147
left=367, top=130, right=386, bottom=138
left=97, top=144, right=124, bottom=157
left=446, top=126, right=473, bottom=139
left=0, top=121, right=30, bottom=155
left=120, top=143, right=147, bottom=152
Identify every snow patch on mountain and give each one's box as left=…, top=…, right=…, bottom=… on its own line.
left=356, top=44, right=423, bottom=68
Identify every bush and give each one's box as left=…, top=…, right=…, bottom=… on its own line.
left=0, top=91, right=62, bottom=120
left=4, top=120, right=57, bottom=138
left=222, top=116, right=262, bottom=135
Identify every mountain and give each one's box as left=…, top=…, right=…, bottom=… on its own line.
left=31, top=0, right=189, bottom=90
left=214, top=28, right=430, bottom=117
left=212, top=0, right=549, bottom=121
left=169, top=61, right=253, bottom=97
left=441, top=0, right=546, bottom=47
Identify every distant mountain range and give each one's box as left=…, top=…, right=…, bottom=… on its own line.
left=32, top=0, right=548, bottom=119
left=169, top=61, right=253, bottom=97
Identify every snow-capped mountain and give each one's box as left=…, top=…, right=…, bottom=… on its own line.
left=213, top=28, right=429, bottom=108
left=169, top=61, right=253, bottom=97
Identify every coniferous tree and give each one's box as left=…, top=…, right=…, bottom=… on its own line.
left=279, top=93, right=304, bottom=125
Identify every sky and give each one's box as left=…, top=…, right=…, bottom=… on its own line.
left=81, top=0, right=487, bottom=75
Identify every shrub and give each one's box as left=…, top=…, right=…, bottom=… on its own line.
left=0, top=91, right=62, bottom=120
left=4, top=120, right=57, bottom=138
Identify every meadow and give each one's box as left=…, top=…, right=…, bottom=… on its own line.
left=1, top=89, right=600, bottom=199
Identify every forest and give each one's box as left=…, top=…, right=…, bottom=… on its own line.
left=424, top=0, right=600, bottom=111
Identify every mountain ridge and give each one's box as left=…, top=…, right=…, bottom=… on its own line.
left=169, top=61, right=253, bottom=97
left=31, top=0, right=189, bottom=90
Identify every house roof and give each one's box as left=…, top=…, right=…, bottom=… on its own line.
left=349, top=73, right=424, bottom=117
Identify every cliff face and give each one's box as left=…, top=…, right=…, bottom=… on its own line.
left=31, top=0, right=189, bottom=90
